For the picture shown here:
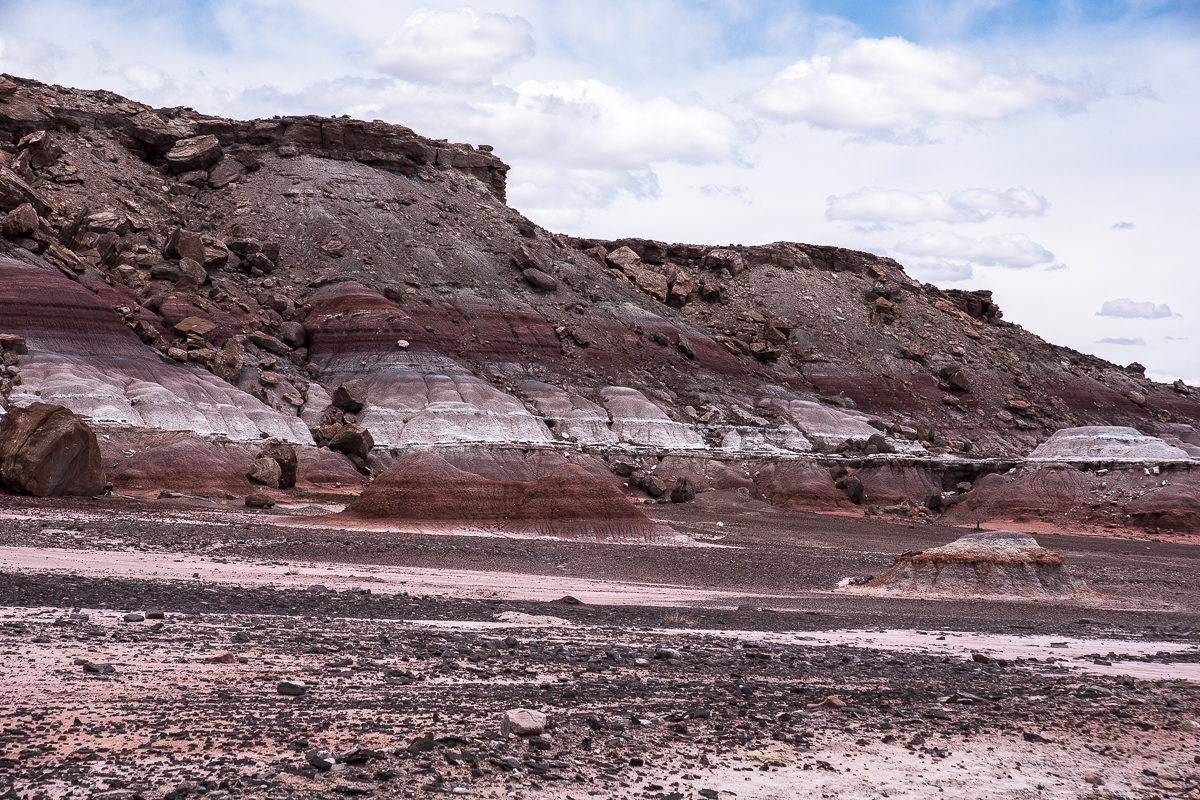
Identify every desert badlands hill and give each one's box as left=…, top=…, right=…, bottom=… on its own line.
left=0, top=73, right=1198, bottom=533
left=1, top=74, right=1199, bottom=800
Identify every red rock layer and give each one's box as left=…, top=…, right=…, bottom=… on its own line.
left=340, top=451, right=670, bottom=542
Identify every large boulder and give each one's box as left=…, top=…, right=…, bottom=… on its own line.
left=332, top=379, right=368, bottom=413
left=258, top=442, right=298, bottom=488
left=0, top=402, right=106, bottom=496
left=329, top=424, right=374, bottom=460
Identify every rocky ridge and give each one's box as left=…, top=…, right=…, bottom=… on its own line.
left=1, top=73, right=1198, bottom=532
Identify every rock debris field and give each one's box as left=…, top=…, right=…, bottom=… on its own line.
left=1, top=497, right=1199, bottom=800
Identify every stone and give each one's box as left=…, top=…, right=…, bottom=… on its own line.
left=277, top=679, right=307, bottom=696
left=178, top=257, right=207, bottom=287
left=163, top=228, right=206, bottom=264
left=605, top=246, right=641, bottom=272
left=247, top=457, right=282, bottom=488
left=173, top=316, right=218, bottom=341
left=329, top=424, right=374, bottom=461
left=805, top=695, right=847, bottom=711
left=0, top=334, right=28, bottom=355
left=1083, top=773, right=1104, bottom=786
left=306, top=748, right=335, bottom=770
left=654, top=647, right=682, bottom=660
left=2, top=203, right=37, bottom=237
left=501, top=709, right=547, bottom=737
left=248, top=331, right=290, bottom=355
left=82, top=661, right=115, bottom=674
left=643, top=475, right=666, bottom=497
left=522, top=268, right=558, bottom=291
left=332, top=379, right=368, bottom=412
left=512, top=244, right=541, bottom=269
left=278, top=321, right=307, bottom=348
left=146, top=610, right=166, bottom=619
left=0, top=166, right=50, bottom=214
left=258, top=442, right=298, bottom=488
left=17, top=130, right=63, bottom=169
left=670, top=477, right=696, bottom=503
left=165, top=135, right=223, bottom=173
left=123, top=613, right=145, bottom=623
left=245, top=493, right=275, bottom=508
left=207, top=157, right=246, bottom=188
left=0, top=402, right=106, bottom=497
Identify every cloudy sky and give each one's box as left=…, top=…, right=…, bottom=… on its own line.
left=2, top=0, right=1197, bottom=383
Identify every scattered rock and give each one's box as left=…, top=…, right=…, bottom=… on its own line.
left=522, top=268, right=558, bottom=292
left=245, top=493, right=275, bottom=509
left=332, top=379, right=368, bottom=413
left=165, top=135, right=224, bottom=173
left=277, top=680, right=308, bottom=696
left=670, top=477, right=696, bottom=503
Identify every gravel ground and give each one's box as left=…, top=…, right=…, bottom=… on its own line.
left=1, top=494, right=1199, bottom=799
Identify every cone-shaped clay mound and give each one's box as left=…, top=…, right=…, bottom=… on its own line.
left=336, top=451, right=680, bottom=543
left=861, top=530, right=1086, bottom=598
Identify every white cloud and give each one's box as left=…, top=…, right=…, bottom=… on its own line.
left=1097, top=337, right=1146, bottom=345
left=894, top=231, right=1057, bottom=269
left=368, top=7, right=534, bottom=84
left=751, top=36, right=1099, bottom=134
left=476, top=80, right=740, bottom=169
left=0, top=35, right=67, bottom=81
left=826, top=186, right=1047, bottom=224
left=1098, top=298, right=1175, bottom=319
left=1111, top=221, right=1135, bottom=230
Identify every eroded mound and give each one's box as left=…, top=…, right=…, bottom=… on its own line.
left=337, top=451, right=676, bottom=542
left=861, top=530, right=1086, bottom=597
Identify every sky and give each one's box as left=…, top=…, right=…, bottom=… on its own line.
left=1, top=0, right=1197, bottom=383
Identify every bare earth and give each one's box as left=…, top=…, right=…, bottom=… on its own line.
left=2, top=494, right=1198, bottom=800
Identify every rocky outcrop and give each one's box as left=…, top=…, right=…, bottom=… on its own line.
left=0, top=402, right=105, bottom=496
left=338, top=451, right=676, bottom=542
left=860, top=530, right=1086, bottom=598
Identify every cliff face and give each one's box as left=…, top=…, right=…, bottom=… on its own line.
left=1, top=73, right=1197, bottom=530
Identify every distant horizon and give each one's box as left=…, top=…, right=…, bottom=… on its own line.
left=1, top=0, right=1196, bottom=384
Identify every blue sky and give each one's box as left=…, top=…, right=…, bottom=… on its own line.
left=1, top=0, right=1198, bottom=383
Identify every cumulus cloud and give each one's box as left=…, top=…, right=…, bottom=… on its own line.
left=1097, top=337, right=1146, bottom=345
left=473, top=79, right=740, bottom=169
left=751, top=36, right=1099, bottom=134
left=369, top=8, right=534, bottom=84
left=826, top=186, right=1047, bottom=224
left=1112, top=221, right=1135, bottom=230
left=894, top=231, right=1057, bottom=269
left=1098, top=298, right=1175, bottom=319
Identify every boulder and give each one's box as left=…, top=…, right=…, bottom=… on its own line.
left=522, top=268, right=558, bottom=292
left=0, top=402, right=106, bottom=497
left=207, top=157, right=246, bottom=189
left=0, top=334, right=28, bottom=356
left=0, top=167, right=50, bottom=214
left=2, top=203, right=38, bottom=237
left=165, top=136, right=223, bottom=173
left=501, top=709, right=547, bottom=737
left=163, top=228, right=207, bottom=264
left=247, top=457, right=282, bottom=488
left=245, top=493, right=275, bottom=509
left=670, top=477, right=696, bottom=503
left=605, top=246, right=641, bottom=272
left=332, top=379, right=368, bottom=412
left=258, top=442, right=298, bottom=488
left=173, top=316, right=218, bottom=341
left=278, top=321, right=307, bottom=349
left=329, top=423, right=374, bottom=460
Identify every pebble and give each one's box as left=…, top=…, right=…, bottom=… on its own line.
left=277, top=679, right=308, bottom=696
left=146, top=609, right=166, bottom=619
left=123, top=612, right=145, bottom=622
